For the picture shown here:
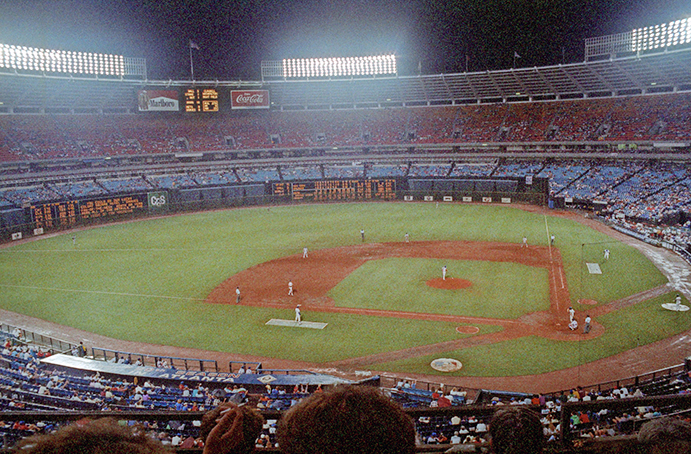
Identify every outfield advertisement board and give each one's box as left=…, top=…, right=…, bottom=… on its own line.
left=231, top=90, right=270, bottom=109
left=147, top=191, right=169, bottom=211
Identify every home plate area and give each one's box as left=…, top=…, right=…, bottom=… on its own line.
left=266, top=319, right=328, bottom=329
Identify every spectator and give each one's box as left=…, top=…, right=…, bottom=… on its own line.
left=14, top=418, right=172, bottom=454
left=200, top=402, right=264, bottom=454
left=277, top=385, right=415, bottom=454
left=489, top=407, right=545, bottom=454
left=637, top=417, right=691, bottom=454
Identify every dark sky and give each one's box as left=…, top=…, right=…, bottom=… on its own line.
left=1, top=0, right=689, bottom=80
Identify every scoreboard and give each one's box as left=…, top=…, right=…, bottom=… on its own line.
left=31, top=201, right=79, bottom=229
left=31, top=195, right=147, bottom=229
left=273, top=179, right=396, bottom=201
left=183, top=88, right=220, bottom=112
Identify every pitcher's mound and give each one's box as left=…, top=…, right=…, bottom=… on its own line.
left=456, top=326, right=480, bottom=334
left=427, top=277, right=472, bottom=289
left=578, top=299, right=598, bottom=306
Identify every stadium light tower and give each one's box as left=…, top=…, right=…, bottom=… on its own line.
left=260, top=54, right=397, bottom=80
left=0, top=43, right=147, bottom=78
left=585, top=16, right=691, bottom=60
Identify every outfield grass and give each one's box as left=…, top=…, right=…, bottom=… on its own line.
left=0, top=202, right=671, bottom=375
left=329, top=258, right=550, bottom=319
left=373, top=292, right=691, bottom=376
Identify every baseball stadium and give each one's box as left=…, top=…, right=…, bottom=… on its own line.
left=1, top=5, right=691, bottom=453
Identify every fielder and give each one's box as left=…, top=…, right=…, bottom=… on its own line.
left=604, top=249, right=610, bottom=260
left=235, top=287, right=241, bottom=304
left=676, top=294, right=682, bottom=311
left=303, top=247, right=308, bottom=258
left=295, top=304, right=302, bottom=323
left=288, top=280, right=294, bottom=296
left=522, top=236, right=528, bottom=248
left=360, top=229, right=365, bottom=242
left=442, top=265, right=447, bottom=281
left=404, top=232, right=409, bottom=243
left=568, top=306, right=575, bottom=322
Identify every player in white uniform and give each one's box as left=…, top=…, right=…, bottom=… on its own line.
left=404, top=233, right=409, bottom=243
left=295, top=304, right=302, bottom=323
left=604, top=249, right=610, bottom=260
left=303, top=247, right=308, bottom=258
left=568, top=306, right=575, bottom=322
left=676, top=294, right=682, bottom=311
left=522, top=236, right=528, bottom=248
left=288, top=280, right=294, bottom=296
left=442, top=265, right=447, bottom=281
left=235, top=287, right=241, bottom=304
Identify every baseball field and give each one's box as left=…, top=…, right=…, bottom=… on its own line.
left=1, top=202, right=689, bottom=384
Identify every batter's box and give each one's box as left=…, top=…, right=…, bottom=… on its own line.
left=265, top=319, right=328, bottom=329
left=586, top=263, right=602, bottom=274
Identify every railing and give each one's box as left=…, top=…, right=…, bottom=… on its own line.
left=550, top=362, right=687, bottom=397
left=90, top=347, right=219, bottom=372
left=0, top=324, right=75, bottom=353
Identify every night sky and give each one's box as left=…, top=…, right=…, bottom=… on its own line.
left=1, top=0, right=689, bottom=80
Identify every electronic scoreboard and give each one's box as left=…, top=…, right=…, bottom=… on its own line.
left=273, top=179, right=395, bottom=201
left=30, top=195, right=146, bottom=229
left=183, top=88, right=220, bottom=112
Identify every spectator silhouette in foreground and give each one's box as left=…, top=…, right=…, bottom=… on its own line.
left=637, top=417, right=691, bottom=454
left=278, top=385, right=415, bottom=454
left=15, top=418, right=173, bottom=454
left=201, top=402, right=265, bottom=454
left=489, top=407, right=545, bottom=454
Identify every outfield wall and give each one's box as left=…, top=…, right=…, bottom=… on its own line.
left=0, top=176, right=548, bottom=240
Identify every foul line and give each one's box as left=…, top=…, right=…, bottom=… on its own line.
left=0, top=283, right=204, bottom=302
left=544, top=215, right=552, bottom=259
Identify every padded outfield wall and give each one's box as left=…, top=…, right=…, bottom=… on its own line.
left=0, top=176, right=548, bottom=239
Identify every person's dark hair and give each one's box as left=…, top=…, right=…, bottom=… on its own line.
left=200, top=402, right=264, bottom=453
left=489, top=407, right=544, bottom=454
left=277, top=385, right=415, bottom=454
left=14, top=418, right=172, bottom=454
left=637, top=417, right=691, bottom=454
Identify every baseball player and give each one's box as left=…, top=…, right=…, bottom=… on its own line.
left=550, top=234, right=555, bottom=246
left=676, top=294, right=682, bottom=311
left=604, top=249, right=610, bottom=260
left=583, top=315, right=592, bottom=334
left=360, top=229, right=365, bottom=242
left=442, top=265, right=447, bottom=281
left=568, top=306, right=575, bottom=322
left=522, top=236, right=528, bottom=248
left=235, top=287, right=241, bottom=304
left=295, top=304, right=302, bottom=323
left=302, top=247, right=308, bottom=258
left=404, top=232, right=409, bottom=243
left=288, top=280, right=294, bottom=296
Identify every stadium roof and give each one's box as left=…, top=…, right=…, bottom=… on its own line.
left=0, top=47, right=690, bottom=112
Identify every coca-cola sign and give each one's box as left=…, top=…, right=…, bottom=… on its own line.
left=231, top=90, right=270, bottom=110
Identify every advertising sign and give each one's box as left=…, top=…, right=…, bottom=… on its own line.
left=138, top=90, right=179, bottom=112
left=231, top=90, right=270, bottom=109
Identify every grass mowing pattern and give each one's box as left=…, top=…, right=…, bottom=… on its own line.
left=0, top=203, right=670, bottom=374
left=373, top=292, right=691, bottom=376
left=329, top=258, right=549, bottom=319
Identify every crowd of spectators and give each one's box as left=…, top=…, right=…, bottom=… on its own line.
left=3, top=323, right=691, bottom=452
left=1, top=94, right=691, bottom=161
